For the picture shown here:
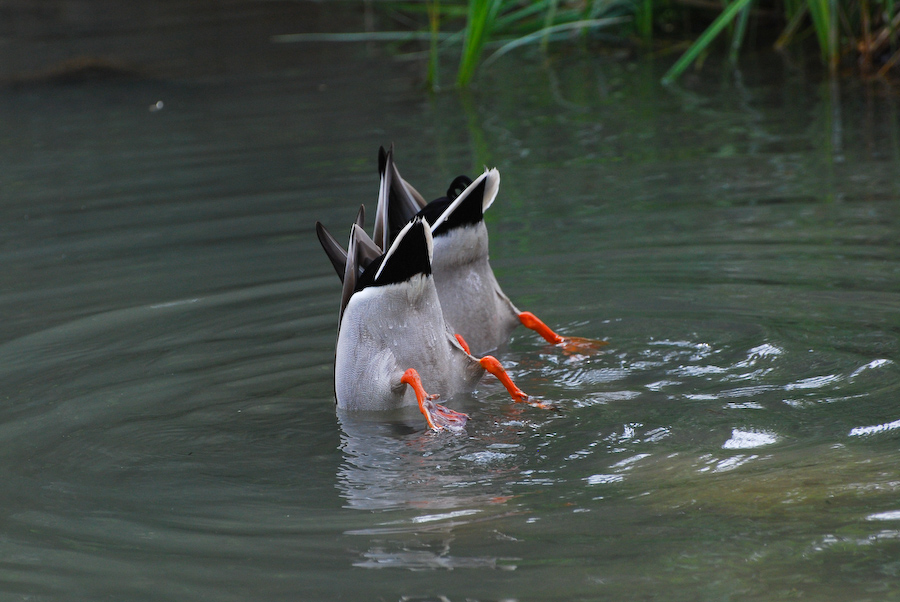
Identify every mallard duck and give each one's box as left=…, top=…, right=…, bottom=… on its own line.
left=374, top=146, right=605, bottom=356
left=316, top=215, right=542, bottom=431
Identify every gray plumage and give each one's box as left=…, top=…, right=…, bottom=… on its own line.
left=376, top=150, right=522, bottom=355
left=318, top=218, right=483, bottom=414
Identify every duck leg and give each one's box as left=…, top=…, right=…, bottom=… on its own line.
left=454, top=333, right=552, bottom=410
left=479, top=356, right=555, bottom=409
left=478, top=355, right=531, bottom=403
left=400, top=368, right=469, bottom=431
left=518, top=311, right=608, bottom=355
left=454, top=334, right=471, bottom=354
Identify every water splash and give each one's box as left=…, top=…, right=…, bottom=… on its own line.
left=722, top=429, right=778, bottom=449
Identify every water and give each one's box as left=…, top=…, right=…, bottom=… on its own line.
left=2, top=5, right=900, bottom=600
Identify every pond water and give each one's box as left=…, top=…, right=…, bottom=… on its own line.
left=2, top=5, right=900, bottom=601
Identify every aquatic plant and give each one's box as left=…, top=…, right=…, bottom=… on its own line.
left=403, top=0, right=634, bottom=86
left=657, top=0, right=900, bottom=81
left=274, top=0, right=900, bottom=85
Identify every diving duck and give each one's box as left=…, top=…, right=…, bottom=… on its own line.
left=373, top=146, right=604, bottom=357
left=316, top=214, right=543, bottom=431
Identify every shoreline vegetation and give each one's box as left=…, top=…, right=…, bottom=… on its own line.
left=273, top=0, right=900, bottom=88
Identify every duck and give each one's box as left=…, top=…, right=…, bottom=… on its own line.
left=315, top=214, right=545, bottom=431
left=373, top=145, right=605, bottom=357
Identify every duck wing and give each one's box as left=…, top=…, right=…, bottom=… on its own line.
left=425, top=167, right=499, bottom=236
left=338, top=223, right=384, bottom=322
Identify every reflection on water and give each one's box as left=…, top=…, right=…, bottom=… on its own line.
left=336, top=413, right=530, bottom=571
left=1, top=3, right=900, bottom=599
left=337, top=413, right=511, bottom=512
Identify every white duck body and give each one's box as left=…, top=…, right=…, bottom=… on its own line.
left=335, top=271, right=481, bottom=411
left=430, top=220, right=521, bottom=356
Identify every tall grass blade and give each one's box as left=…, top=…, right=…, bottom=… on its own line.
left=457, top=0, right=502, bottom=87
left=806, top=0, right=836, bottom=69
left=660, top=0, right=754, bottom=84
left=541, top=0, right=560, bottom=51
left=774, top=4, right=808, bottom=49
left=482, top=17, right=631, bottom=67
left=494, top=0, right=555, bottom=31
left=427, top=0, right=441, bottom=90
left=729, top=2, right=752, bottom=62
left=272, top=32, right=454, bottom=43
left=638, top=0, right=654, bottom=43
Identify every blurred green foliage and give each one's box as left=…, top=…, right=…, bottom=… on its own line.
left=340, top=0, right=900, bottom=86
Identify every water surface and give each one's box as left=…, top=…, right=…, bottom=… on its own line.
left=1, top=7, right=900, bottom=601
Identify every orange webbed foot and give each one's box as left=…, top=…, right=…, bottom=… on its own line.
left=518, top=311, right=607, bottom=355
left=401, top=368, right=468, bottom=431
left=556, top=335, right=609, bottom=356
left=421, top=397, right=469, bottom=430
left=526, top=398, right=558, bottom=410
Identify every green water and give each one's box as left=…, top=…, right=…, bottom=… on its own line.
left=1, top=4, right=899, bottom=601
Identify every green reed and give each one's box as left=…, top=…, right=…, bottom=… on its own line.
left=457, top=0, right=502, bottom=86
left=275, top=0, right=900, bottom=85
left=429, top=0, right=898, bottom=84
left=427, top=0, right=442, bottom=88
left=663, top=0, right=895, bottom=81
left=450, top=0, right=634, bottom=86
left=660, top=0, right=755, bottom=84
